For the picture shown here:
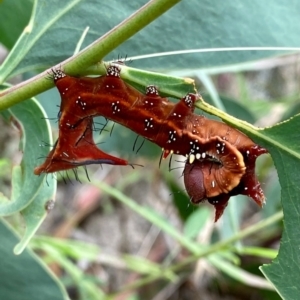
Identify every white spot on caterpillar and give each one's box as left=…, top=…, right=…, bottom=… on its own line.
left=189, top=154, right=195, bottom=164
left=112, top=101, right=120, bottom=114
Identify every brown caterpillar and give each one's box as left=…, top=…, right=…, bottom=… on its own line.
left=35, top=65, right=267, bottom=220
left=34, top=115, right=128, bottom=175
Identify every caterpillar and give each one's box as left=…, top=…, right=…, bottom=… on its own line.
left=35, top=65, right=267, bottom=220
left=34, top=114, right=128, bottom=175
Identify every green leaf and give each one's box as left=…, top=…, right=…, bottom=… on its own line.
left=0, top=0, right=32, bottom=49
left=0, top=97, right=54, bottom=215
left=32, top=236, right=100, bottom=260
left=244, top=115, right=300, bottom=298
left=0, top=96, right=56, bottom=252
left=123, top=255, right=177, bottom=281
left=208, top=254, right=274, bottom=290
left=239, top=246, right=278, bottom=260
left=0, top=218, right=68, bottom=300
left=2, top=0, right=300, bottom=81
left=127, top=0, right=300, bottom=70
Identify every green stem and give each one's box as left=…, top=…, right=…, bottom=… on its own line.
left=0, top=0, right=181, bottom=111
left=195, top=98, right=259, bottom=131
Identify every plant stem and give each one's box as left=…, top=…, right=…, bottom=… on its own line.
left=0, top=0, right=181, bottom=111
left=195, top=98, right=259, bottom=131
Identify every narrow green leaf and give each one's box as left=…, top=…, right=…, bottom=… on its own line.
left=32, top=236, right=99, bottom=260
left=196, top=72, right=226, bottom=111
left=123, top=255, right=177, bottom=281
left=208, top=254, right=274, bottom=290
left=239, top=246, right=278, bottom=260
